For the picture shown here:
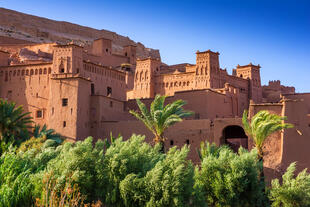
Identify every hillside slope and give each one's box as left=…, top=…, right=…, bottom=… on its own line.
left=0, top=7, right=160, bottom=59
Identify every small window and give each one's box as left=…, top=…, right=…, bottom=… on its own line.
left=52, top=107, right=54, bottom=115
left=110, top=101, right=113, bottom=107
left=76, top=68, right=79, bottom=73
left=106, top=48, right=109, bottom=52
left=186, top=139, right=190, bottom=145
left=91, top=83, right=95, bottom=95
left=107, top=87, right=112, bottom=96
left=63, top=121, right=66, bottom=127
left=170, top=140, right=174, bottom=146
left=36, top=110, right=43, bottom=118
left=60, top=68, right=65, bottom=73
left=62, top=98, right=68, bottom=106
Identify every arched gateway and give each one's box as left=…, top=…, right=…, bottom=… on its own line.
left=222, top=125, right=248, bottom=152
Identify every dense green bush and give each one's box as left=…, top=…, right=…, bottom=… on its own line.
left=0, top=139, right=60, bottom=207
left=100, top=134, right=164, bottom=206
left=0, top=152, right=33, bottom=206
left=269, top=162, right=310, bottom=207
left=3, top=133, right=310, bottom=207
left=40, top=137, right=105, bottom=202
left=32, top=124, right=63, bottom=144
left=119, top=146, right=199, bottom=207
left=0, top=99, right=33, bottom=155
left=195, top=142, right=268, bottom=207
left=17, top=136, right=47, bottom=153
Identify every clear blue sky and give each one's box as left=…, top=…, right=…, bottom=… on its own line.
left=1, top=0, right=309, bottom=92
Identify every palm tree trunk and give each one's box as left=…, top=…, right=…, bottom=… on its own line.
left=153, top=135, right=165, bottom=153
left=257, top=147, right=265, bottom=184
left=159, top=140, right=165, bottom=153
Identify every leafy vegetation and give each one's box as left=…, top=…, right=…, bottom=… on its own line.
left=34, top=172, right=87, bottom=207
left=195, top=142, right=268, bottom=207
left=33, top=124, right=62, bottom=144
left=242, top=110, right=293, bottom=161
left=0, top=99, right=308, bottom=207
left=101, top=135, right=164, bottom=205
left=129, top=95, right=193, bottom=152
left=0, top=138, right=60, bottom=207
left=269, top=162, right=310, bottom=207
left=41, top=137, right=106, bottom=203
left=119, top=145, right=197, bottom=207
left=0, top=99, right=33, bottom=154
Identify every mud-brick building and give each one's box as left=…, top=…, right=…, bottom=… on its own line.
left=1, top=38, right=307, bottom=180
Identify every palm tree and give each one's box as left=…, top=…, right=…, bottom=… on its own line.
left=0, top=99, right=33, bottom=146
left=242, top=110, right=293, bottom=162
left=129, top=95, right=193, bottom=152
left=33, top=124, right=63, bottom=144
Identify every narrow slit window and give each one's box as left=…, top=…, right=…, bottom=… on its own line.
left=107, top=87, right=112, bottom=96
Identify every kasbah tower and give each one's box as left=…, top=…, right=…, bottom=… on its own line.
left=0, top=35, right=309, bottom=181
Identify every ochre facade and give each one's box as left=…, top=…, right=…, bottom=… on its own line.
left=0, top=39, right=307, bottom=180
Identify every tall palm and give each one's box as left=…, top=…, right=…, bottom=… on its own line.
left=242, top=110, right=293, bottom=161
left=129, top=94, right=193, bottom=152
left=33, top=124, right=63, bottom=144
left=0, top=99, right=33, bottom=143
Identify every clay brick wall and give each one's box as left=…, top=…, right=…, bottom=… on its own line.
left=0, top=51, right=9, bottom=66
left=0, top=63, right=52, bottom=127
left=262, top=80, right=295, bottom=103
left=81, top=62, right=127, bottom=100
left=154, top=72, right=195, bottom=96
left=101, top=119, right=213, bottom=163
left=249, top=99, right=310, bottom=180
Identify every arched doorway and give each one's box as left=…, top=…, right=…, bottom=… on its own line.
left=223, top=125, right=248, bottom=152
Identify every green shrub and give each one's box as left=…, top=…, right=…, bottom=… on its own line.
left=119, top=146, right=200, bottom=207
left=34, top=172, right=87, bottom=207
left=100, top=134, right=164, bottom=206
left=0, top=139, right=60, bottom=207
left=17, top=136, right=46, bottom=153
left=41, top=137, right=106, bottom=202
left=197, top=141, right=231, bottom=161
left=0, top=153, right=34, bottom=206
left=269, top=162, right=310, bottom=207
left=195, top=142, right=268, bottom=207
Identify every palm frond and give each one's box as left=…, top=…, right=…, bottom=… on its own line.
left=130, top=95, right=192, bottom=150
left=242, top=109, right=294, bottom=157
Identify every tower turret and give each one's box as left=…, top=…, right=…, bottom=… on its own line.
left=235, top=63, right=262, bottom=103
left=123, top=45, right=137, bottom=65
left=91, top=38, right=112, bottom=56
left=52, top=44, right=83, bottom=74
left=195, top=50, right=221, bottom=89
left=133, top=57, right=161, bottom=99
